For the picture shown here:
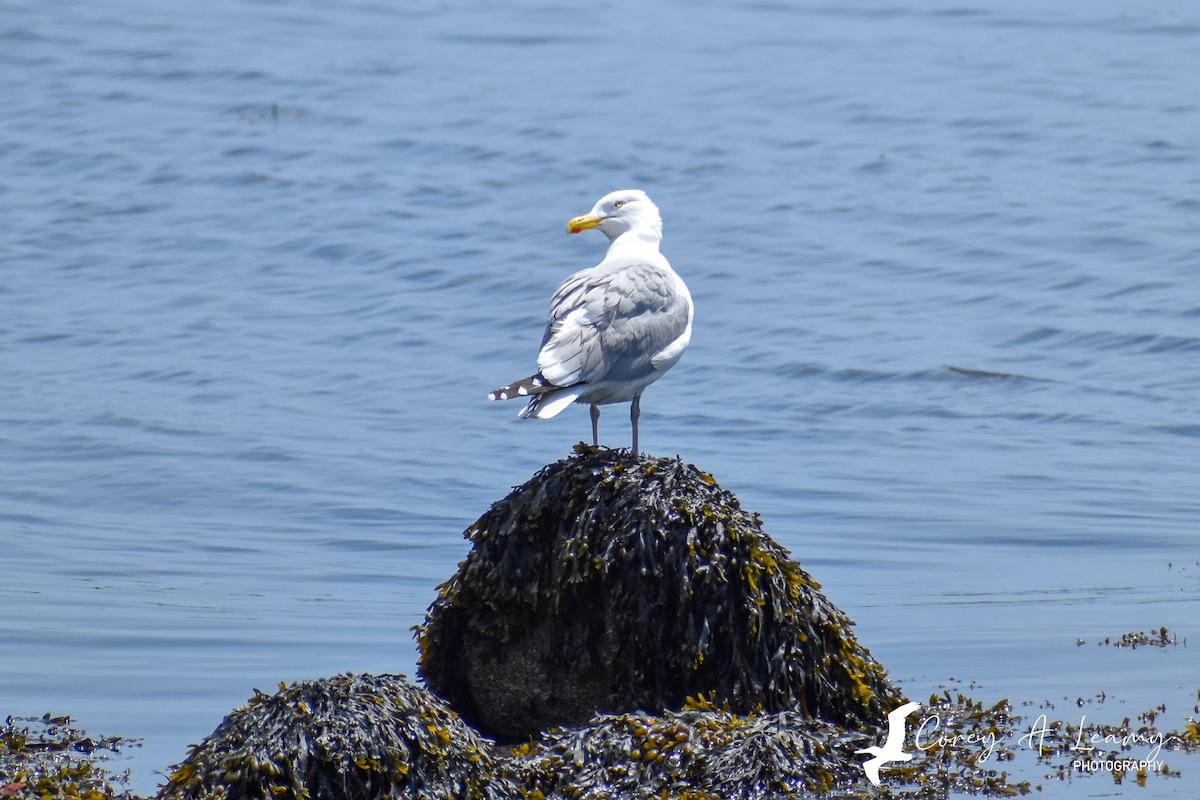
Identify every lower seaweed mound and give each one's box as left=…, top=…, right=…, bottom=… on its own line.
left=502, top=692, right=1035, bottom=800
left=158, top=674, right=513, bottom=800
left=417, top=445, right=902, bottom=742
left=504, top=703, right=872, bottom=799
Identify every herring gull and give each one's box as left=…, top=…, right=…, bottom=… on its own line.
left=488, top=190, right=693, bottom=453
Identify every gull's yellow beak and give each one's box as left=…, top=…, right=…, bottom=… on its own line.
left=566, top=214, right=604, bottom=234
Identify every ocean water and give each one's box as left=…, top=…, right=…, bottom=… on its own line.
left=1, top=0, right=1198, bottom=795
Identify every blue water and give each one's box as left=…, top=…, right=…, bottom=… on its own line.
left=2, top=1, right=1198, bottom=795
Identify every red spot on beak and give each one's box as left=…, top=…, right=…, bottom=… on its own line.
left=570, top=226, right=582, bottom=233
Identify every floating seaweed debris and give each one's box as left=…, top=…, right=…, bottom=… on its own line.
left=0, top=713, right=138, bottom=800
left=1090, top=627, right=1180, bottom=649
left=158, top=673, right=514, bottom=800
left=417, top=445, right=902, bottom=741
left=1002, top=701, right=1200, bottom=789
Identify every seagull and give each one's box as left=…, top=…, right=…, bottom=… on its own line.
left=856, top=701, right=922, bottom=787
left=488, top=190, right=693, bottom=454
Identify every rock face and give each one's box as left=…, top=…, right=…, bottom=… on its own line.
left=158, top=673, right=513, bottom=800
left=417, top=445, right=902, bottom=742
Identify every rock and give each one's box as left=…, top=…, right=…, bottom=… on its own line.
left=158, top=673, right=514, bottom=800
left=417, top=445, right=902, bottom=742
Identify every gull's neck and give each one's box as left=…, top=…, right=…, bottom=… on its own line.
left=604, top=227, right=663, bottom=260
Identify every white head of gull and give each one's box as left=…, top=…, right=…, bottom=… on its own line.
left=488, top=190, right=693, bottom=454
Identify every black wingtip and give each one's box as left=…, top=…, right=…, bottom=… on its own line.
left=489, top=374, right=554, bottom=402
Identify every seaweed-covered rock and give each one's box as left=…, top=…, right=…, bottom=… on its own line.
left=503, top=702, right=870, bottom=799
left=500, top=693, right=1034, bottom=800
left=417, top=445, right=902, bottom=742
left=159, top=673, right=513, bottom=800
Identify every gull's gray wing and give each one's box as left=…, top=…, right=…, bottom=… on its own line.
left=536, top=259, right=689, bottom=389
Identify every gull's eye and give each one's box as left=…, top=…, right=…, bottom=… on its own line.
left=613, top=200, right=625, bottom=208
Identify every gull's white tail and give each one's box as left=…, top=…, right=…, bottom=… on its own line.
left=518, top=389, right=579, bottom=419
